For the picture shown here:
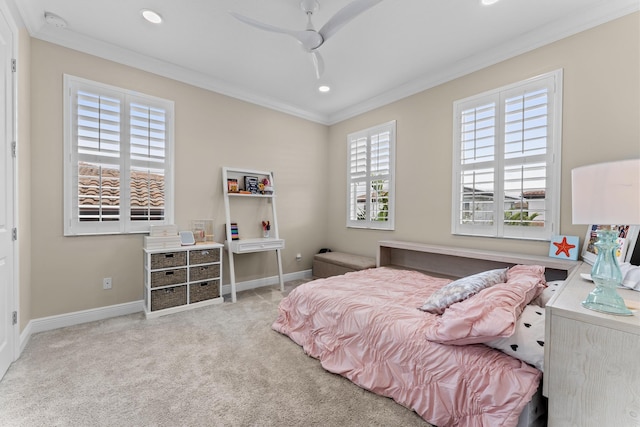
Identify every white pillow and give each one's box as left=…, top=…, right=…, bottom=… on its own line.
left=485, top=304, right=546, bottom=371
left=531, top=280, right=563, bottom=308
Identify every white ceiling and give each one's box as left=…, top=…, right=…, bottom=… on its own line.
left=13, top=0, right=639, bottom=125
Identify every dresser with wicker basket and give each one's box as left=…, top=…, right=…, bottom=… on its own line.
left=143, top=242, right=224, bottom=318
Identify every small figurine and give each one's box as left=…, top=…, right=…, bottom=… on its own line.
left=261, top=220, right=271, bottom=238
left=261, top=177, right=274, bottom=195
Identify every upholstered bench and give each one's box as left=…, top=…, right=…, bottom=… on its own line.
left=312, top=252, right=377, bottom=279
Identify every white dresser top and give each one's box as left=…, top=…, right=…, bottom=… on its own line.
left=547, top=263, right=640, bottom=336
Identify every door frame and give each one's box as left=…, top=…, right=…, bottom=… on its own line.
left=0, top=0, right=19, bottom=375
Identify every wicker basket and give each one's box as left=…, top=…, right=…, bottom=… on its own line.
left=150, top=252, right=187, bottom=269
left=189, top=249, right=220, bottom=265
left=190, top=280, right=220, bottom=303
left=150, top=268, right=187, bottom=288
left=151, top=285, right=187, bottom=311
left=190, top=264, right=220, bottom=282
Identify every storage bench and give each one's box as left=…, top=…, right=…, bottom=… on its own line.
left=312, top=252, right=376, bottom=278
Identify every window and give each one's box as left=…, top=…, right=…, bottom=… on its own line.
left=64, top=75, right=174, bottom=236
left=452, top=70, right=562, bottom=240
left=346, top=120, right=396, bottom=230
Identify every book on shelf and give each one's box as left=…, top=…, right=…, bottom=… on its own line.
left=227, top=222, right=240, bottom=241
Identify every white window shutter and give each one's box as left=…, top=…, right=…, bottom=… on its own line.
left=452, top=70, right=562, bottom=240
left=346, top=121, right=395, bottom=230
left=64, top=75, right=174, bottom=236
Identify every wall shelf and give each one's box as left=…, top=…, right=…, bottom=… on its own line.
left=222, top=167, right=284, bottom=302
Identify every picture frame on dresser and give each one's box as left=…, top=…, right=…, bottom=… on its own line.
left=581, top=224, right=639, bottom=265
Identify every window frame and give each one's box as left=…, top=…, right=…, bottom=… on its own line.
left=346, top=120, right=396, bottom=230
left=63, top=75, right=175, bottom=236
left=451, top=70, right=563, bottom=241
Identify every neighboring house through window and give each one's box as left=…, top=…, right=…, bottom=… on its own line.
left=64, top=75, right=174, bottom=236
left=346, top=120, right=396, bottom=230
left=452, top=70, right=562, bottom=240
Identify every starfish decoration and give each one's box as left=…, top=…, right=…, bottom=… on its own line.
left=553, top=236, right=576, bottom=258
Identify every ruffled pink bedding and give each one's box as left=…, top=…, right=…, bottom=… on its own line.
left=272, top=267, right=542, bottom=427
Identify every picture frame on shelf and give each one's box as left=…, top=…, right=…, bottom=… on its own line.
left=244, top=176, right=259, bottom=194
left=227, top=178, right=239, bottom=193
left=581, top=224, right=639, bottom=265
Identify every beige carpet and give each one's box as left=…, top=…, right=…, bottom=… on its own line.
left=0, top=282, right=430, bottom=427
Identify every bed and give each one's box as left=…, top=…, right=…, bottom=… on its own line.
left=272, top=240, right=580, bottom=427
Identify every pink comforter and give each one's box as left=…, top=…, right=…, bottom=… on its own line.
left=272, top=267, right=541, bottom=427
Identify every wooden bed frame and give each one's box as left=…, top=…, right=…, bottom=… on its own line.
left=377, top=240, right=581, bottom=282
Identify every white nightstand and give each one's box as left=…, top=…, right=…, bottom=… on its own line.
left=544, top=262, right=640, bottom=426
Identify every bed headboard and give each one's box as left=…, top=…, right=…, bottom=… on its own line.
left=377, top=240, right=581, bottom=281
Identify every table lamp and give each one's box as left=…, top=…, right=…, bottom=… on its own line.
left=571, top=158, right=640, bottom=316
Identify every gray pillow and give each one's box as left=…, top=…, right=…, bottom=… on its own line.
left=419, top=268, right=508, bottom=314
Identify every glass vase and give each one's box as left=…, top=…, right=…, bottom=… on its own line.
left=582, top=229, right=632, bottom=315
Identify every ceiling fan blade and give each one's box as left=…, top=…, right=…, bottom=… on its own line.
left=318, top=0, right=384, bottom=43
left=310, top=51, right=325, bottom=79
left=230, top=11, right=323, bottom=50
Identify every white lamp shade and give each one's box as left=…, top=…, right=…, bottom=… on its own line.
left=571, top=158, right=640, bottom=225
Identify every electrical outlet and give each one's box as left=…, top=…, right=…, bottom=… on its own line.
left=103, top=277, right=112, bottom=290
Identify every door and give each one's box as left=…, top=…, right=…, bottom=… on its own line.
left=0, top=7, right=14, bottom=380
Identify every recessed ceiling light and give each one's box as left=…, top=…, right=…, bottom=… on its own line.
left=318, top=85, right=331, bottom=93
left=481, top=0, right=500, bottom=5
left=141, top=9, right=163, bottom=24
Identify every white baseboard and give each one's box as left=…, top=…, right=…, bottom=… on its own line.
left=18, top=269, right=313, bottom=357
left=221, top=269, right=312, bottom=296
left=20, top=300, right=144, bottom=354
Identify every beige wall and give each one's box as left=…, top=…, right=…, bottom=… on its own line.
left=25, top=13, right=639, bottom=320
left=29, top=40, right=328, bottom=318
left=327, top=13, right=640, bottom=259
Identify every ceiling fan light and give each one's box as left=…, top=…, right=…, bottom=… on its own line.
left=318, top=85, right=331, bottom=93
left=141, top=9, right=163, bottom=24
left=481, top=0, right=500, bottom=5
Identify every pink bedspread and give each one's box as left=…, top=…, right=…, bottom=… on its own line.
left=272, top=267, right=541, bottom=427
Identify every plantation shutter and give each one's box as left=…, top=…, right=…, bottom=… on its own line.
left=456, top=99, right=499, bottom=236
left=64, top=75, right=174, bottom=236
left=369, top=129, right=391, bottom=222
left=346, top=121, right=395, bottom=230
left=501, top=85, right=551, bottom=238
left=348, top=135, right=368, bottom=222
left=72, top=86, right=124, bottom=234
left=452, top=70, right=561, bottom=240
left=129, top=101, right=168, bottom=226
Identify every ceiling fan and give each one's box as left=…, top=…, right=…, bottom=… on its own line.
left=230, top=0, right=384, bottom=79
